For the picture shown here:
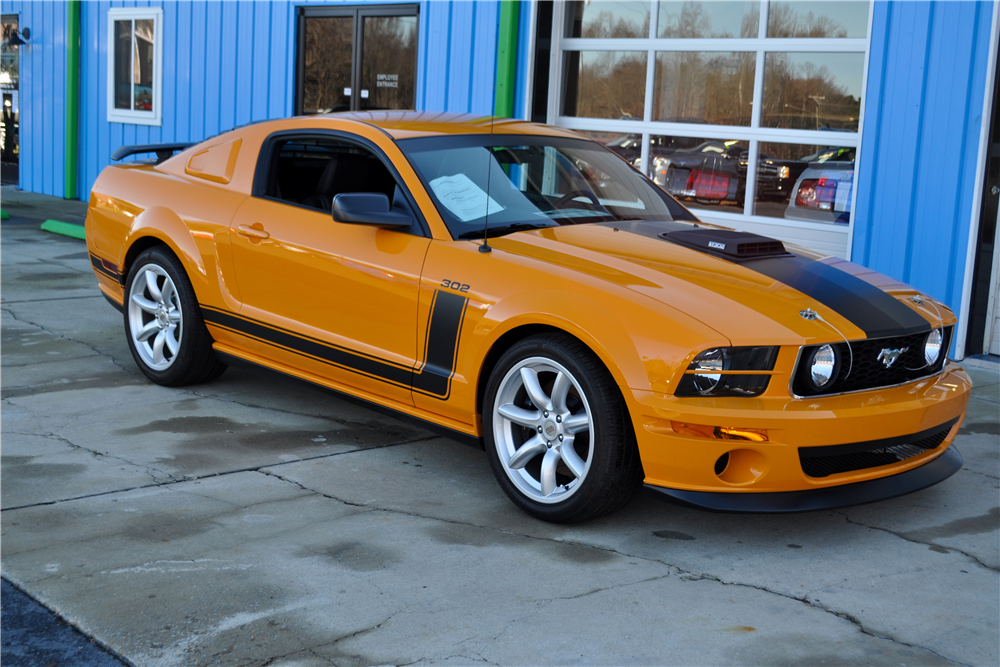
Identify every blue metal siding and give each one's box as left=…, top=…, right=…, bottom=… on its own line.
left=75, top=1, right=301, bottom=200
left=10, top=0, right=507, bottom=199
left=2, top=0, right=68, bottom=198
left=853, top=0, right=994, bottom=326
left=419, top=0, right=500, bottom=114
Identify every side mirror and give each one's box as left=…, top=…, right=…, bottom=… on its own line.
left=332, top=193, right=412, bottom=229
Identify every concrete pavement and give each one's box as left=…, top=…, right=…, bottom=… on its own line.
left=1, top=187, right=998, bottom=666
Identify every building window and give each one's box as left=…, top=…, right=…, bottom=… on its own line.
left=548, top=0, right=871, bottom=253
left=107, top=7, right=162, bottom=126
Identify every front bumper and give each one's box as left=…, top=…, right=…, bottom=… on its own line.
left=644, top=445, right=962, bottom=512
left=628, top=361, right=970, bottom=510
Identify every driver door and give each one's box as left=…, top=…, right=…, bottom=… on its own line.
left=227, top=136, right=429, bottom=407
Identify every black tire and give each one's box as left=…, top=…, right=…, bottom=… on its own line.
left=123, top=246, right=227, bottom=387
left=483, top=332, right=643, bottom=523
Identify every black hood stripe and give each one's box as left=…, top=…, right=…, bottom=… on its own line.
left=612, top=222, right=929, bottom=339
left=745, top=255, right=929, bottom=338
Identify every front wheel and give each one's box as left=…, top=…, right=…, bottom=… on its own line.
left=124, top=246, right=227, bottom=386
left=483, top=333, right=642, bottom=523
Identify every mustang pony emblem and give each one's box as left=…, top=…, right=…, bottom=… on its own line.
left=877, top=347, right=908, bottom=368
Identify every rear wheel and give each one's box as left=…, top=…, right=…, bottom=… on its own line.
left=124, top=246, right=226, bottom=386
left=483, top=333, right=642, bottom=523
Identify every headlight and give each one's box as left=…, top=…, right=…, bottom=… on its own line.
left=688, top=348, right=724, bottom=393
left=809, top=344, right=837, bottom=387
left=676, top=346, right=778, bottom=397
left=924, top=328, right=942, bottom=365
left=777, top=166, right=790, bottom=179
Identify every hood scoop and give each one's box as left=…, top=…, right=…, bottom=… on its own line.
left=662, top=229, right=792, bottom=262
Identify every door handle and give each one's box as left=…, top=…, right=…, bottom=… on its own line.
left=237, top=223, right=270, bottom=240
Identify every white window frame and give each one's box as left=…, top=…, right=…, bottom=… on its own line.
left=546, top=0, right=874, bottom=259
left=106, top=7, right=163, bottom=126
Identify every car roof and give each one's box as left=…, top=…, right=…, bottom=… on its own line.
left=318, top=110, right=585, bottom=141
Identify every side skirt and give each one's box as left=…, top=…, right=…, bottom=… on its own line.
left=214, top=350, right=485, bottom=451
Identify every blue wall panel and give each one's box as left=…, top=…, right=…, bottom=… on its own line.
left=419, top=0, right=499, bottom=115
left=2, top=0, right=68, bottom=198
left=12, top=0, right=508, bottom=199
left=853, top=0, right=994, bottom=329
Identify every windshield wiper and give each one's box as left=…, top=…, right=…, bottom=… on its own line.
left=457, top=223, right=552, bottom=240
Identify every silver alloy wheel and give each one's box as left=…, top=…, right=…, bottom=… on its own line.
left=128, top=264, right=183, bottom=371
left=492, top=357, right=595, bottom=504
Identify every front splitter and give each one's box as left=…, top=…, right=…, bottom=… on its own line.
left=643, top=446, right=962, bottom=513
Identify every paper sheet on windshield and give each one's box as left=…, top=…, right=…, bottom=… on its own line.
left=429, top=173, right=505, bottom=222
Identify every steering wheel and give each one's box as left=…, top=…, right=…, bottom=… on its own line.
left=553, top=190, right=602, bottom=209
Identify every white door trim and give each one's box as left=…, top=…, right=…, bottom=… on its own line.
left=956, top=0, right=1000, bottom=360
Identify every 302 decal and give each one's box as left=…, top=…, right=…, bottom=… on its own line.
left=440, top=279, right=470, bottom=293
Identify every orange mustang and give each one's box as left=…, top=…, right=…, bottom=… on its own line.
left=86, top=112, right=971, bottom=522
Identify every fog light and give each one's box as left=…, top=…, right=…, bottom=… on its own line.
left=810, top=344, right=837, bottom=387
left=924, top=328, right=942, bottom=365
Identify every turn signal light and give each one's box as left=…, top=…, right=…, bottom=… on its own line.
left=671, top=421, right=768, bottom=442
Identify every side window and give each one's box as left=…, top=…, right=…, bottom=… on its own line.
left=264, top=137, right=398, bottom=211
left=260, top=135, right=424, bottom=235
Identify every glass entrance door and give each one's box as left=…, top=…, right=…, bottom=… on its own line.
left=1, top=14, right=20, bottom=185
left=297, top=5, right=418, bottom=115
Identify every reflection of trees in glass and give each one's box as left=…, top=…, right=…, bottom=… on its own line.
left=568, top=2, right=650, bottom=38
left=658, top=1, right=759, bottom=38
left=763, top=54, right=861, bottom=131
left=767, top=2, right=849, bottom=38
left=114, top=21, right=132, bottom=109
left=362, top=17, right=417, bottom=110
left=1, top=21, right=18, bottom=89
left=571, top=51, right=646, bottom=120
left=303, top=17, right=353, bottom=113
left=655, top=52, right=755, bottom=125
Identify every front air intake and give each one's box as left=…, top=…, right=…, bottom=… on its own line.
left=662, top=229, right=791, bottom=261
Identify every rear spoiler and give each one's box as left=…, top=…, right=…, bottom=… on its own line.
left=110, top=142, right=194, bottom=163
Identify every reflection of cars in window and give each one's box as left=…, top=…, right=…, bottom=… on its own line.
left=85, top=113, right=969, bottom=523
left=637, top=142, right=807, bottom=206
left=785, top=157, right=855, bottom=224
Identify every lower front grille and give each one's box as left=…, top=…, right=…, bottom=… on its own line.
left=799, top=419, right=957, bottom=478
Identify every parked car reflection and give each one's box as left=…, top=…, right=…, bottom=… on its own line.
left=784, top=147, right=856, bottom=224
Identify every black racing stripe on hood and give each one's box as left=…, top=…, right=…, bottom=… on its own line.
left=610, top=222, right=930, bottom=339
left=744, top=255, right=929, bottom=338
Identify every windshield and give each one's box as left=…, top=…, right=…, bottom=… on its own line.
left=399, top=135, right=696, bottom=239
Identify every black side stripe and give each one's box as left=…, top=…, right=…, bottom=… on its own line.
left=744, top=255, right=929, bottom=338
left=90, top=253, right=121, bottom=282
left=412, top=290, right=469, bottom=398
left=201, top=290, right=468, bottom=400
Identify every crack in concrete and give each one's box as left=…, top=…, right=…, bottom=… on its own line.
left=257, top=473, right=975, bottom=667
left=960, top=467, right=1000, bottom=481
left=1, top=294, right=105, bottom=304
left=1, top=306, right=136, bottom=376
left=183, top=387, right=421, bottom=435
left=3, top=430, right=180, bottom=486
left=838, top=513, right=999, bottom=573
left=0, top=435, right=439, bottom=513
